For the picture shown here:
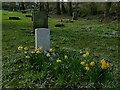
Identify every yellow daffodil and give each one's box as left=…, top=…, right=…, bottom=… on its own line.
left=31, top=51, right=35, bottom=54
left=64, top=55, right=68, bottom=60
left=101, top=62, right=109, bottom=69
left=56, top=59, right=62, bottom=63
left=80, top=61, right=85, bottom=65
left=18, top=46, right=23, bottom=50
left=100, top=59, right=106, bottom=64
left=83, top=51, right=89, bottom=58
left=100, top=59, right=109, bottom=69
left=46, top=53, right=51, bottom=57
left=79, top=50, right=82, bottom=54
left=35, top=47, right=42, bottom=52
left=36, top=50, right=40, bottom=54
left=86, top=51, right=89, bottom=56
left=35, top=48, right=38, bottom=51
left=24, top=51, right=27, bottom=54
left=85, top=64, right=89, bottom=67
left=83, top=54, right=87, bottom=57
left=26, top=55, right=30, bottom=59
left=90, top=61, right=95, bottom=67
left=49, top=48, right=53, bottom=52
left=24, top=47, right=29, bottom=51
left=85, top=66, right=89, bottom=71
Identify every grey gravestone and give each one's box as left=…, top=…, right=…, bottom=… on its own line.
left=32, top=10, right=48, bottom=33
left=35, top=28, right=50, bottom=51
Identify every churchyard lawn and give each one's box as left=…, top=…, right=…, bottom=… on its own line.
left=2, top=10, right=119, bottom=88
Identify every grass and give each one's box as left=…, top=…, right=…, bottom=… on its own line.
left=2, top=10, right=120, bottom=88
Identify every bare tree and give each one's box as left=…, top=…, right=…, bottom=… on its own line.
left=56, top=0, right=61, bottom=15
left=117, top=2, right=120, bottom=21
left=104, top=2, right=112, bottom=18
left=21, top=2, right=25, bottom=10
left=61, top=0, right=66, bottom=14
left=90, top=2, right=97, bottom=15
left=46, top=2, right=49, bottom=15
left=68, top=2, right=72, bottom=16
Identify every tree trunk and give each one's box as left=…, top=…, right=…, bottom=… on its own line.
left=9, top=2, right=15, bottom=11
left=21, top=2, right=25, bottom=10
left=104, top=2, right=112, bottom=18
left=90, top=2, right=97, bottom=15
left=61, top=1, right=66, bottom=14
left=68, top=2, right=72, bottom=16
left=56, top=0, right=61, bottom=15
left=117, top=2, right=120, bottom=22
left=46, top=2, right=49, bottom=15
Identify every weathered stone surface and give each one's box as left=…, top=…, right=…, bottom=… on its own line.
left=32, top=11, right=48, bottom=33
left=35, top=28, right=50, bottom=51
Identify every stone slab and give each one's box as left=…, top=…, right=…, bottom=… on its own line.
left=35, top=28, right=50, bottom=51
left=33, top=11, right=48, bottom=33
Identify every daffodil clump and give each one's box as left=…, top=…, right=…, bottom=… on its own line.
left=17, top=46, right=111, bottom=88
left=56, top=58, right=62, bottom=63
left=80, top=61, right=95, bottom=71
left=46, top=53, right=51, bottom=57
left=100, top=59, right=109, bottom=69
left=82, top=51, right=90, bottom=58
left=64, top=55, right=68, bottom=60
left=80, top=56, right=110, bottom=85
left=80, top=59, right=109, bottom=71
left=18, top=46, right=23, bottom=50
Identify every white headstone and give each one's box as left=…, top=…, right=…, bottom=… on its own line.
left=35, top=28, right=50, bottom=51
